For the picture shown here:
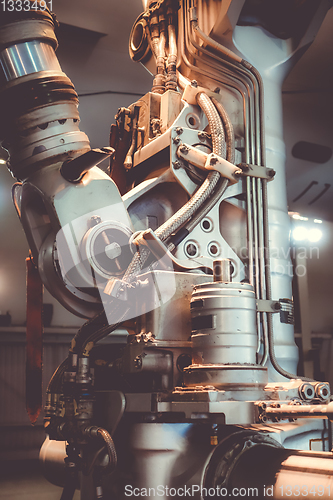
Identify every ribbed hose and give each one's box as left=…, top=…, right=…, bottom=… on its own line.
left=74, top=94, right=226, bottom=354
left=181, top=96, right=233, bottom=234
left=83, top=427, right=117, bottom=473
left=97, top=428, right=117, bottom=472
left=211, top=97, right=235, bottom=164
left=124, top=92, right=224, bottom=279
left=155, top=92, right=223, bottom=241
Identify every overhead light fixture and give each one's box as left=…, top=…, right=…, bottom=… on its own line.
left=292, top=226, right=308, bottom=241
left=290, top=213, right=309, bottom=221
left=308, top=228, right=323, bottom=243
left=292, top=225, right=323, bottom=243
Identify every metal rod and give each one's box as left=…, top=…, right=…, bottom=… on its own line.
left=263, top=403, right=333, bottom=420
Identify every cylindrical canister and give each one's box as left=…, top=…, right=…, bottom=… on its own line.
left=190, top=281, right=257, bottom=365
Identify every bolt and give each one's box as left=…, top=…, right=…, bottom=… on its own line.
left=210, top=155, right=218, bottom=165
left=299, top=383, right=315, bottom=401
left=315, top=383, right=330, bottom=401
left=198, top=131, right=206, bottom=142
left=89, top=215, right=102, bottom=227
left=134, top=356, right=142, bottom=369
left=179, top=145, right=189, bottom=155
left=191, top=80, right=198, bottom=88
left=274, top=302, right=281, bottom=311
left=268, top=169, right=275, bottom=178
left=214, top=87, right=221, bottom=94
left=173, top=136, right=181, bottom=145
left=176, top=127, right=183, bottom=135
left=105, top=242, right=121, bottom=260
left=173, top=160, right=182, bottom=169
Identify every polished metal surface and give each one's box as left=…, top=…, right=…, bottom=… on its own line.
left=191, top=281, right=257, bottom=365
left=0, top=41, right=61, bottom=81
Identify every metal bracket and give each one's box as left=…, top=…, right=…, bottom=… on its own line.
left=235, top=163, right=275, bottom=181
left=256, top=299, right=281, bottom=313
left=176, top=142, right=239, bottom=184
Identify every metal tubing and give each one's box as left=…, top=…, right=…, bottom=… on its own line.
left=182, top=0, right=302, bottom=380
left=264, top=402, right=333, bottom=420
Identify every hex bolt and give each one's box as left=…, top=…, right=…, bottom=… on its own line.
left=198, top=131, right=206, bottom=142
left=299, top=382, right=315, bottom=401
left=210, top=155, right=218, bottom=165
left=315, top=383, right=330, bottom=401
left=173, top=161, right=182, bottom=169
left=173, top=136, right=181, bottom=145
left=176, top=127, right=183, bottom=135
left=191, top=80, right=198, bottom=88
left=179, top=145, right=189, bottom=155
left=89, top=215, right=102, bottom=227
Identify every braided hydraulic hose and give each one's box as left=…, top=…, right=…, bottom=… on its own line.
left=211, top=97, right=235, bottom=164
left=83, top=426, right=117, bottom=474
left=156, top=92, right=223, bottom=241
left=123, top=92, right=224, bottom=280
left=71, top=94, right=227, bottom=357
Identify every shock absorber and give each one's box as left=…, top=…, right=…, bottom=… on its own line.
left=0, top=1, right=90, bottom=181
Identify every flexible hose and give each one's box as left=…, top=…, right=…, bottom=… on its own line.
left=179, top=96, right=233, bottom=237
left=123, top=92, right=225, bottom=279
left=188, top=4, right=306, bottom=381
left=83, top=427, right=117, bottom=474
left=97, top=428, right=117, bottom=472
left=155, top=92, right=223, bottom=242
left=211, top=97, right=235, bottom=164
left=60, top=482, right=76, bottom=500
left=70, top=310, right=107, bottom=355
left=47, top=357, right=68, bottom=394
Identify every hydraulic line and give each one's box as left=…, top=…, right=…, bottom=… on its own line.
left=83, top=427, right=117, bottom=474
left=123, top=91, right=224, bottom=280
left=60, top=482, right=76, bottom=500
left=74, top=93, right=227, bottom=355
left=47, top=357, right=69, bottom=394
left=156, top=92, right=223, bottom=241
left=148, top=8, right=166, bottom=93
left=211, top=97, right=235, bottom=164
left=183, top=0, right=304, bottom=380
left=166, top=0, right=178, bottom=91
left=173, top=96, right=234, bottom=242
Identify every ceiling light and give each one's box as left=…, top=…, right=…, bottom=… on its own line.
left=292, top=226, right=308, bottom=241
left=308, top=228, right=323, bottom=243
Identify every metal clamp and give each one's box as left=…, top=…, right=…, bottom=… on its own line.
left=234, top=163, right=275, bottom=181
left=176, top=143, right=239, bottom=184
left=256, top=299, right=281, bottom=313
